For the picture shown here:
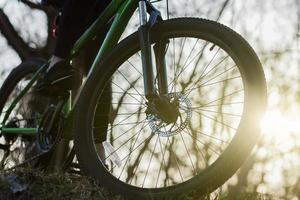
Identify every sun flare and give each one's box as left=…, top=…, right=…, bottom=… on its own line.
left=261, top=110, right=300, bottom=135
left=260, top=110, right=300, bottom=151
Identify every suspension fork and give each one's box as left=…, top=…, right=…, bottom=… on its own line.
left=153, top=40, right=169, bottom=94
left=138, top=0, right=169, bottom=99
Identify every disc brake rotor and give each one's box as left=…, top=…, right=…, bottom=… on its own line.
left=147, top=92, right=192, bottom=137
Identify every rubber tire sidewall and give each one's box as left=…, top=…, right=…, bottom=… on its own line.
left=74, top=18, right=267, bottom=199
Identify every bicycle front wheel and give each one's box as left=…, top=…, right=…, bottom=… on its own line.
left=74, top=18, right=267, bottom=199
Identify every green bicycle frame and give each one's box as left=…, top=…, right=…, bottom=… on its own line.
left=0, top=0, right=142, bottom=137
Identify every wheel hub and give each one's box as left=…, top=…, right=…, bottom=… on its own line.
left=146, top=95, right=180, bottom=124
left=146, top=93, right=192, bottom=137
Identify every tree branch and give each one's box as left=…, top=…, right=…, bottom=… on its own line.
left=0, top=1, right=57, bottom=60
left=0, top=9, right=35, bottom=60
left=216, top=0, right=231, bottom=21
left=19, top=0, right=46, bottom=10
left=18, top=0, right=57, bottom=57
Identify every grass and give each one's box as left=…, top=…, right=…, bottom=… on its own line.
left=0, top=168, right=112, bottom=200
left=0, top=168, right=274, bottom=200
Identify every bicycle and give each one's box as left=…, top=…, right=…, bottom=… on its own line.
left=0, top=0, right=267, bottom=199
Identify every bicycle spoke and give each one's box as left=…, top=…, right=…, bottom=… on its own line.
left=95, top=112, right=145, bottom=116
left=127, top=59, right=143, bottom=76
left=112, top=81, right=146, bottom=107
left=108, top=119, right=147, bottom=142
left=192, top=108, right=242, bottom=117
left=194, top=101, right=244, bottom=108
left=166, top=135, right=184, bottom=183
left=116, top=70, right=147, bottom=103
left=111, top=91, right=144, bottom=96
left=127, top=133, right=154, bottom=184
left=184, top=75, right=241, bottom=94
left=104, top=121, right=149, bottom=162
left=198, top=48, right=221, bottom=80
left=118, top=120, right=147, bottom=179
left=199, top=65, right=237, bottom=86
left=155, top=136, right=168, bottom=187
left=199, top=55, right=229, bottom=81
left=184, top=64, right=236, bottom=97
left=142, top=135, right=159, bottom=187
left=112, top=129, right=154, bottom=172
left=171, top=37, right=187, bottom=93
left=169, top=41, right=208, bottom=91
left=97, top=102, right=142, bottom=105
left=109, top=108, right=145, bottom=129
left=200, top=76, right=241, bottom=88
left=187, top=127, right=208, bottom=168
left=173, top=46, right=220, bottom=94
left=199, top=89, right=244, bottom=107
left=179, top=130, right=196, bottom=174
left=192, top=129, right=229, bottom=144
left=193, top=111, right=237, bottom=131
left=93, top=120, right=145, bottom=130
left=182, top=128, right=221, bottom=156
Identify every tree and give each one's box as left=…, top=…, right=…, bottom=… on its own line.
left=0, top=0, right=57, bottom=61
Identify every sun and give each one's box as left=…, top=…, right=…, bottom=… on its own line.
left=261, top=110, right=300, bottom=134
left=260, top=110, right=300, bottom=151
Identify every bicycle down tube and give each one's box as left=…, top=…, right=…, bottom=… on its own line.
left=0, top=0, right=165, bottom=137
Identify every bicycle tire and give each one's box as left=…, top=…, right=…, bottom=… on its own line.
left=74, top=18, right=267, bottom=199
left=0, top=59, right=52, bottom=169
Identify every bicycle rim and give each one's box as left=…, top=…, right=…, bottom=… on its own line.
left=92, top=35, right=247, bottom=189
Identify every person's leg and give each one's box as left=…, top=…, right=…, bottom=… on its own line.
left=37, top=0, right=111, bottom=94
left=49, top=0, right=110, bottom=68
left=40, top=0, right=112, bottom=161
left=55, top=0, right=111, bottom=59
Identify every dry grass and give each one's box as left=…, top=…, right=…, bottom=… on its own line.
left=0, top=168, right=116, bottom=200
left=0, top=168, right=274, bottom=200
